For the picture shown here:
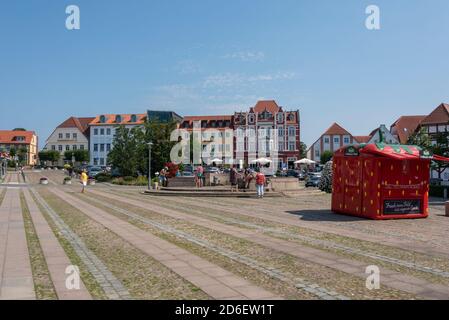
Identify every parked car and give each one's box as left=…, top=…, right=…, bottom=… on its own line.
left=286, top=169, right=299, bottom=177
left=88, top=166, right=104, bottom=178
left=298, top=172, right=306, bottom=181
left=181, top=171, right=194, bottom=177
left=305, top=175, right=321, bottom=188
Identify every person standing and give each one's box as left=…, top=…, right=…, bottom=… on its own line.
left=80, top=169, right=88, bottom=193
left=230, top=166, right=239, bottom=192
left=196, top=165, right=204, bottom=188
left=255, top=169, right=266, bottom=198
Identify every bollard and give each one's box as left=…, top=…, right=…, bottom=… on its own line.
left=446, top=201, right=449, bottom=217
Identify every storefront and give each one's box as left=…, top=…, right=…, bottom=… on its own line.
left=331, top=143, right=444, bottom=220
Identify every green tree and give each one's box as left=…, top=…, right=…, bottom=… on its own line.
left=299, top=142, right=307, bottom=159
left=107, top=126, right=142, bottom=177
left=38, top=150, right=60, bottom=163
left=320, top=150, right=333, bottom=164
left=64, top=150, right=89, bottom=163
left=407, top=127, right=432, bottom=149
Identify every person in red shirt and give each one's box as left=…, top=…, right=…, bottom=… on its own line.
left=255, top=168, right=266, bottom=198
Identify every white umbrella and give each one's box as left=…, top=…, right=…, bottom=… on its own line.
left=250, top=157, right=272, bottom=165
left=295, top=158, right=316, bottom=164
left=210, top=158, right=223, bottom=163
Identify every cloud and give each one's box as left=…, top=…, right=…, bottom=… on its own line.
left=202, top=71, right=296, bottom=88
left=222, top=51, right=265, bottom=62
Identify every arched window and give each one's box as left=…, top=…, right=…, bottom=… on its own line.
left=115, top=115, right=122, bottom=123
left=99, top=115, right=106, bottom=123
left=130, top=114, right=137, bottom=123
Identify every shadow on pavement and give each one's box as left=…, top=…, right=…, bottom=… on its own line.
left=285, top=209, right=364, bottom=222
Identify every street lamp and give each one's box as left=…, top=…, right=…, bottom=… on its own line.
left=147, top=142, right=153, bottom=190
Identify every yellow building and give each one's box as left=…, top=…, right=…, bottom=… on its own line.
left=0, top=130, right=38, bottom=166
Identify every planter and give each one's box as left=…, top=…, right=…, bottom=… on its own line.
left=88, top=179, right=96, bottom=186
left=40, top=179, right=49, bottom=185
left=63, top=180, right=72, bottom=185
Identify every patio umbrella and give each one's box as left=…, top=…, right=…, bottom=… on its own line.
left=210, top=158, right=223, bottom=163
left=250, top=157, right=273, bottom=165
left=295, top=158, right=316, bottom=165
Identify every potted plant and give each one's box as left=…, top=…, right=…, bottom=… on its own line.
left=88, top=178, right=96, bottom=186
left=40, top=177, right=49, bottom=185
left=63, top=176, right=72, bottom=185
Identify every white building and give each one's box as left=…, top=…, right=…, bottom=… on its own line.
left=44, top=117, right=93, bottom=165
left=367, top=124, right=399, bottom=144
left=89, top=113, right=146, bottom=166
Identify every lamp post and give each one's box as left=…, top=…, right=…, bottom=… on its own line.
left=147, top=142, right=153, bottom=190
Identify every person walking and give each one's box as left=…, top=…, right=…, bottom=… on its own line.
left=255, top=168, right=266, bottom=198
left=80, top=169, right=88, bottom=193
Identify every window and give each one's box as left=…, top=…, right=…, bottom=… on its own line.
left=106, top=128, right=111, bottom=135
left=65, top=133, right=70, bottom=139
left=51, top=145, right=56, bottom=151
left=248, top=114, right=255, bottom=123
left=106, top=144, right=111, bottom=152
left=115, top=115, right=122, bottom=123
left=100, top=115, right=106, bottom=123
left=73, top=133, right=77, bottom=139
left=80, top=145, right=84, bottom=150
left=324, top=137, right=330, bottom=144
left=315, top=149, right=320, bottom=157
left=278, top=142, right=284, bottom=151
left=100, top=128, right=105, bottom=135
left=94, top=128, right=98, bottom=135
left=277, top=113, right=283, bottom=122
left=288, top=127, right=295, bottom=136
left=289, top=141, right=295, bottom=151
left=73, top=145, right=77, bottom=150
left=100, top=144, right=105, bottom=152
left=344, top=137, right=350, bottom=144
left=100, top=158, right=105, bottom=165
left=278, top=128, right=284, bottom=137
left=58, top=133, right=63, bottom=139
left=65, top=145, right=70, bottom=151
left=130, top=114, right=137, bottom=123
left=438, top=125, right=446, bottom=132
left=334, top=137, right=339, bottom=143
left=94, top=144, right=98, bottom=152
left=58, top=145, right=63, bottom=151
left=94, top=158, right=98, bottom=165
left=237, top=142, right=244, bottom=151
left=429, top=126, right=437, bottom=133
left=249, top=142, right=256, bottom=152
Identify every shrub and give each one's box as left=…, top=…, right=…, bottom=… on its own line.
left=429, top=185, right=448, bottom=198
left=112, top=177, right=125, bottom=185
left=64, top=176, right=71, bottom=181
left=135, top=176, right=149, bottom=186
left=123, top=176, right=134, bottom=182
left=95, top=173, right=112, bottom=182
left=318, top=160, right=333, bottom=193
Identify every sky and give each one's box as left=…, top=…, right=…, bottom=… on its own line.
left=1, top=0, right=449, bottom=148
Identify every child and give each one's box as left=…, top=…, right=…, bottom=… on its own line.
left=80, top=169, right=88, bottom=193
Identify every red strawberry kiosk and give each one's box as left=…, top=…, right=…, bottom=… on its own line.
left=332, top=143, right=449, bottom=220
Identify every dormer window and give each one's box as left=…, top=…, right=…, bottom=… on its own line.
left=99, top=115, right=106, bottom=123
left=248, top=114, right=255, bottom=123
left=115, top=115, right=122, bottom=123
left=287, top=114, right=295, bottom=121
left=277, top=113, right=283, bottom=123
left=130, top=114, right=137, bottom=123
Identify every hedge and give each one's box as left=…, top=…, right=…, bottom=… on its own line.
left=429, top=185, right=449, bottom=198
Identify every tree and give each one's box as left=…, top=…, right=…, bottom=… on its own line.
left=320, top=150, right=333, bottom=164
left=299, top=142, right=307, bottom=159
left=38, top=150, right=60, bottom=163
left=319, top=160, right=333, bottom=193
left=64, top=150, right=89, bottom=163
left=107, top=126, right=142, bottom=176
left=408, top=127, right=449, bottom=179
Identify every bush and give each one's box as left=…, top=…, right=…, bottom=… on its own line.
left=318, top=160, right=333, bottom=193
left=123, top=176, right=134, bottom=182
left=111, top=176, right=148, bottom=186
left=429, top=185, right=448, bottom=198
left=64, top=176, right=71, bottom=181
left=95, top=173, right=112, bottom=182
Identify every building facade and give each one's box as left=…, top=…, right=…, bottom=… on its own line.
left=0, top=130, right=38, bottom=166
left=179, top=100, right=301, bottom=169
left=390, top=115, right=426, bottom=144
left=89, top=113, right=146, bottom=166
left=44, top=116, right=93, bottom=165
left=307, top=123, right=357, bottom=163
left=367, top=124, right=399, bottom=144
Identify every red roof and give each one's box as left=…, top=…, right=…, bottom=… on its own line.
left=253, top=100, right=280, bottom=113
left=89, top=114, right=147, bottom=126
left=57, top=116, right=95, bottom=133
left=0, top=130, right=36, bottom=145
left=183, top=115, right=233, bottom=122
left=353, top=136, right=371, bottom=143
left=323, top=123, right=351, bottom=135
left=390, top=115, right=426, bottom=144
left=420, top=103, right=449, bottom=125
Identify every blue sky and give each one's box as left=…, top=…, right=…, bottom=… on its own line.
left=1, top=0, right=449, bottom=147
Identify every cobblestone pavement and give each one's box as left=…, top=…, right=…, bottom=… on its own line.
left=13, top=170, right=449, bottom=300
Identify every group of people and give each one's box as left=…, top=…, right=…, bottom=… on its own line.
left=230, top=167, right=266, bottom=198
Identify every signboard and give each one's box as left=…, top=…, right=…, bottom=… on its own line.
left=383, top=199, right=421, bottom=215
left=344, top=146, right=359, bottom=156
